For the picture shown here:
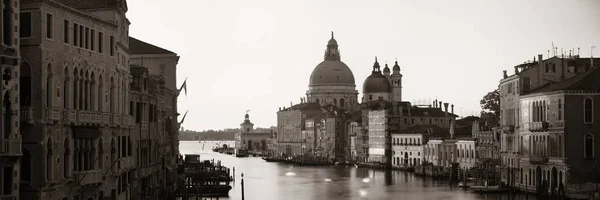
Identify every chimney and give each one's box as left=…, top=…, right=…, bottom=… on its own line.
left=503, top=70, right=508, bottom=78
left=443, top=103, right=449, bottom=116
left=279, top=107, right=281, bottom=111
left=514, top=66, right=519, bottom=74
left=434, top=99, right=438, bottom=108
left=432, top=101, right=435, bottom=108
left=451, top=104, right=454, bottom=114
left=290, top=102, right=293, bottom=107
left=538, top=54, right=543, bottom=63
left=439, top=101, right=443, bottom=110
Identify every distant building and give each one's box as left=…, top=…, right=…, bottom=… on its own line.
left=235, top=112, right=272, bottom=154
left=392, top=125, right=449, bottom=169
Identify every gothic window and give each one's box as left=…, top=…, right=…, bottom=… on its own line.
left=46, top=138, right=53, bottom=181
left=73, top=68, right=78, bottom=109
left=3, top=92, right=11, bottom=139
left=584, top=98, right=593, bottom=123
left=63, top=67, right=69, bottom=108
left=47, top=64, right=53, bottom=107
left=558, top=99, right=562, bottom=121
left=64, top=138, right=70, bottom=179
left=584, top=134, right=594, bottom=159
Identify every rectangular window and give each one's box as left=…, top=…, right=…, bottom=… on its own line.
left=85, top=27, right=89, bottom=49
left=98, top=32, right=104, bottom=53
left=20, top=12, right=32, bottom=38
left=110, top=36, right=115, bottom=56
left=46, top=13, right=53, bottom=39
left=79, top=25, right=84, bottom=48
left=63, top=20, right=69, bottom=43
left=73, top=23, right=78, bottom=46
left=522, top=77, right=531, bottom=91
left=90, top=30, right=95, bottom=51
left=2, top=0, right=13, bottom=46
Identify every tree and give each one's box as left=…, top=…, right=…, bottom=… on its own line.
left=479, top=89, right=500, bottom=128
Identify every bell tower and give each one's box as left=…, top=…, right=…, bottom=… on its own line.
left=240, top=110, right=254, bottom=133
left=391, top=60, right=403, bottom=102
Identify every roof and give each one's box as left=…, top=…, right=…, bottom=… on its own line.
left=409, top=107, right=459, bottom=118
left=280, top=102, right=323, bottom=112
left=523, top=66, right=600, bottom=95
left=56, top=0, right=127, bottom=11
left=396, top=125, right=449, bottom=135
left=129, top=37, right=176, bottom=55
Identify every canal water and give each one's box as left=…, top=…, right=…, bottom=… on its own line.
left=180, top=141, right=532, bottom=200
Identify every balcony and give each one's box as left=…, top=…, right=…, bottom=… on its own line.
left=102, top=113, right=110, bottom=124
left=45, top=108, right=61, bottom=122
left=65, top=110, right=77, bottom=124
left=113, top=114, right=121, bottom=125
left=73, top=170, right=103, bottom=185
left=528, top=122, right=548, bottom=132
left=529, top=155, right=548, bottom=164
left=121, top=157, right=135, bottom=169
left=0, top=139, right=21, bottom=156
left=1, top=195, right=17, bottom=200
left=502, top=125, right=515, bottom=133
left=20, top=107, right=33, bottom=123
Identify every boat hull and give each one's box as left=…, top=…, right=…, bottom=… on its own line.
left=184, top=185, right=232, bottom=197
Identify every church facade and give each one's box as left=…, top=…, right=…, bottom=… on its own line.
left=274, top=33, right=458, bottom=162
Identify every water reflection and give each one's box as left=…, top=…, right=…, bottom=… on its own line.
left=181, top=141, right=532, bottom=200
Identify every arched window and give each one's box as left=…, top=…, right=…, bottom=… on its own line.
left=584, top=134, right=594, bottom=158
left=73, top=68, right=78, bottom=109
left=98, top=75, right=103, bottom=112
left=340, top=98, right=345, bottom=106
left=46, top=64, right=53, bottom=107
left=63, top=67, right=69, bottom=109
left=46, top=138, right=53, bottom=181
left=63, top=138, right=70, bottom=179
left=584, top=98, right=593, bottom=123
left=3, top=92, right=11, bottom=138
left=20, top=62, right=32, bottom=107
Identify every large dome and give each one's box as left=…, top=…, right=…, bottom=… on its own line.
left=309, top=60, right=356, bottom=86
left=363, top=73, right=391, bottom=93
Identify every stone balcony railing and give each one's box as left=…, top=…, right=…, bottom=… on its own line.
left=45, top=108, right=61, bottom=122
left=61, top=110, right=133, bottom=127
left=0, top=139, right=21, bottom=156
left=73, top=170, right=103, bottom=185
left=0, top=195, right=17, bottom=200
left=528, top=122, right=549, bottom=132
left=529, top=155, right=548, bottom=164
left=20, top=107, right=33, bottom=123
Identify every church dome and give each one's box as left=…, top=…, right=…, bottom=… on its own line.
left=309, top=61, right=356, bottom=86
left=363, top=58, right=391, bottom=93
left=309, top=32, right=355, bottom=87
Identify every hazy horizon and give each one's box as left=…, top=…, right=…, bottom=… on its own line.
left=127, top=0, right=600, bottom=131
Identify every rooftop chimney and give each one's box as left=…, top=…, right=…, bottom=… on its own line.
left=439, top=101, right=443, bottom=110
left=451, top=104, right=454, bottom=114
left=503, top=70, right=508, bottom=78
left=279, top=107, right=281, bottom=111
left=538, top=54, right=543, bottom=63
left=434, top=99, right=438, bottom=108
left=432, top=101, right=435, bottom=108
left=443, top=103, right=449, bottom=116
left=514, top=66, right=519, bottom=74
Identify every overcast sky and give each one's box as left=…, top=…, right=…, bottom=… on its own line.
left=127, top=0, right=600, bottom=131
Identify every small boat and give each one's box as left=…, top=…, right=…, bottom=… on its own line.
left=262, top=157, right=277, bottom=162
left=470, top=185, right=507, bottom=193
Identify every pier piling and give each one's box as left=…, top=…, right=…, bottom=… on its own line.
left=241, top=173, right=245, bottom=200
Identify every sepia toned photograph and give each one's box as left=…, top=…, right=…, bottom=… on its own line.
left=1, top=0, right=600, bottom=199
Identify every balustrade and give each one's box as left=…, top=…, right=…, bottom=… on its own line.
left=73, top=170, right=103, bottom=185
left=0, top=139, right=21, bottom=156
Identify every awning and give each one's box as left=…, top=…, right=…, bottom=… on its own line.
left=72, top=127, right=100, bottom=139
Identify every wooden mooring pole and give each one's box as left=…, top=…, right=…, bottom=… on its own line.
left=241, top=173, right=245, bottom=200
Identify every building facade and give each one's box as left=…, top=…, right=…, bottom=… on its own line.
left=235, top=112, right=272, bottom=154
left=0, top=0, right=21, bottom=199
left=19, top=0, right=134, bottom=199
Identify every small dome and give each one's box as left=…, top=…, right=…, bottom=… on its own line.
left=363, top=59, right=391, bottom=93
left=363, top=73, right=391, bottom=93
left=383, top=64, right=390, bottom=74
left=309, top=61, right=355, bottom=86
left=327, top=38, right=338, bottom=46
left=392, top=61, right=400, bottom=72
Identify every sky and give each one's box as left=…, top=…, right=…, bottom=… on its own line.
left=126, top=0, right=600, bottom=131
